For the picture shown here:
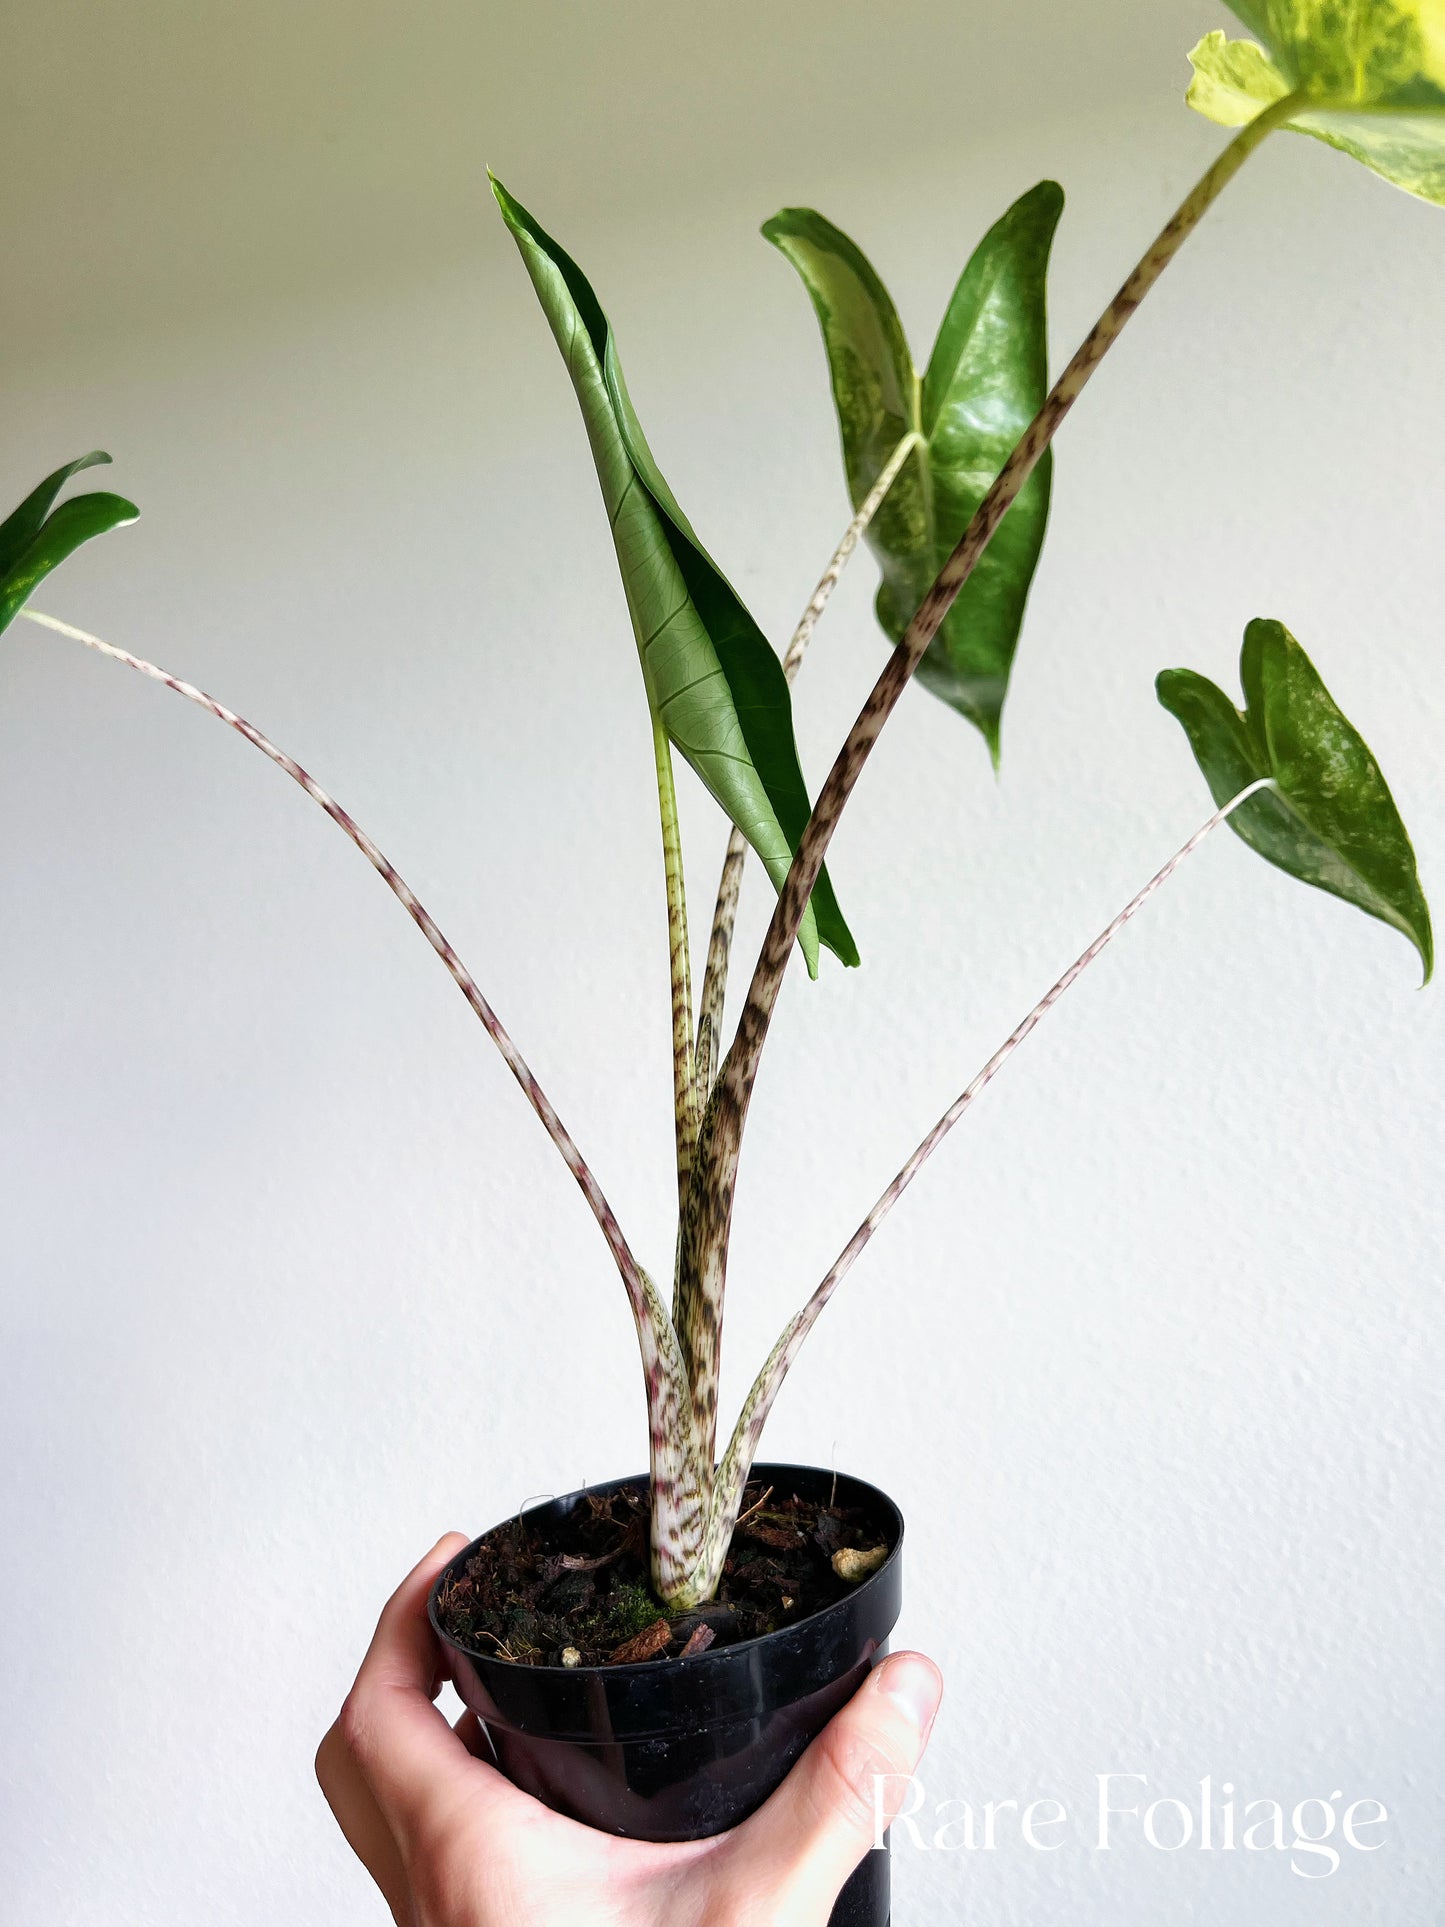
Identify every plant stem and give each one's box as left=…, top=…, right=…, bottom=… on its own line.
left=804, top=779, right=1276, bottom=1312
left=687, top=97, right=1303, bottom=1410
left=781, top=428, right=925, bottom=684
left=700, top=778, right=1275, bottom=1577
left=694, top=844, right=743, bottom=1097
left=652, top=712, right=697, bottom=1202
left=19, top=606, right=656, bottom=1320
left=693, top=430, right=922, bottom=1094
left=24, top=615, right=715, bottom=1607
left=677, top=431, right=926, bottom=1460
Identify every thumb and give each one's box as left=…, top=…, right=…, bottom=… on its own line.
left=722, top=1652, right=941, bottom=1923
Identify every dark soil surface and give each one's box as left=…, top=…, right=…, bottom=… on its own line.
left=435, top=1479, right=894, bottom=1668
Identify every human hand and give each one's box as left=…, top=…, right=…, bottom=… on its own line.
left=317, top=1533, right=942, bottom=1926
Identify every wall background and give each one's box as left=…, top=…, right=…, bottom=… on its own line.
left=3, top=2, right=1442, bottom=1921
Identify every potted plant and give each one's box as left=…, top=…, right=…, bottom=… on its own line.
left=8, top=8, right=1441, bottom=1923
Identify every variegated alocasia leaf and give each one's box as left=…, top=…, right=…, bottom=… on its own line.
left=492, top=177, right=856, bottom=975
left=1188, top=5, right=1445, bottom=206
left=763, top=182, right=1063, bottom=762
left=0, top=453, right=138, bottom=636
left=1158, top=619, right=1433, bottom=980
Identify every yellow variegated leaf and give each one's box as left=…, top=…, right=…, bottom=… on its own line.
left=1186, top=28, right=1293, bottom=122
left=1188, top=4, right=1445, bottom=206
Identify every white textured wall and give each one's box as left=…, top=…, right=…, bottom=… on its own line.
left=2, top=3, right=1442, bottom=1922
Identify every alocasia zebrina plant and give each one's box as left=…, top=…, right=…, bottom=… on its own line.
left=8, top=5, right=1436, bottom=1613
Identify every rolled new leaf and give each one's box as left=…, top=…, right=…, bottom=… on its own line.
left=492, top=177, right=856, bottom=975
left=1188, top=5, right=1445, bottom=205
left=1158, top=619, right=1432, bottom=980
left=763, top=182, right=1063, bottom=761
left=0, top=453, right=139, bottom=636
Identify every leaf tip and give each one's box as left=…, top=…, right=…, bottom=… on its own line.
left=1028, top=179, right=1066, bottom=222
left=488, top=170, right=521, bottom=225
left=1185, top=27, right=1292, bottom=128
left=1414, top=912, right=1434, bottom=986
left=760, top=207, right=805, bottom=248
left=1154, top=665, right=1182, bottom=707
left=799, top=919, right=822, bottom=980
left=1185, top=26, right=1228, bottom=76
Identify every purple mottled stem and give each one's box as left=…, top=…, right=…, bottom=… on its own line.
left=687, top=101, right=1301, bottom=1432
left=693, top=780, right=1275, bottom=1574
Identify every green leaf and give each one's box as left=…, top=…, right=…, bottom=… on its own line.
left=0, top=451, right=118, bottom=573
left=1158, top=618, right=1432, bottom=980
left=0, top=456, right=138, bottom=637
left=491, top=176, right=856, bottom=974
left=1188, top=6, right=1445, bottom=206
left=763, top=182, right=1063, bottom=762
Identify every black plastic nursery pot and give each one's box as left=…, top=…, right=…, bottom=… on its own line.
left=430, top=1462, right=904, bottom=1927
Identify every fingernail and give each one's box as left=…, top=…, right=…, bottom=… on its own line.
left=875, top=1655, right=941, bottom=1737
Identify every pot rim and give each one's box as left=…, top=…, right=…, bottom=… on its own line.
left=428, top=1459, right=904, bottom=1680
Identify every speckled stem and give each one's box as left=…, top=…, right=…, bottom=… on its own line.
left=651, top=713, right=698, bottom=1205
left=693, top=430, right=923, bottom=1094
left=694, top=834, right=744, bottom=1099
left=692, top=780, right=1276, bottom=1575
left=18, top=609, right=704, bottom=1536
left=782, top=429, right=924, bottom=686
left=686, top=103, right=1301, bottom=1453
left=634, top=1266, right=709, bottom=1603
left=678, top=430, right=925, bottom=1458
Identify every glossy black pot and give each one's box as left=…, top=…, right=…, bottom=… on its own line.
left=430, top=1462, right=904, bottom=1927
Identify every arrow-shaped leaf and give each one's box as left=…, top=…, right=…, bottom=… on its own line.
left=763, top=182, right=1063, bottom=762
left=1158, top=618, right=1432, bottom=980
left=0, top=453, right=138, bottom=636
left=492, top=177, right=856, bottom=974
left=1188, top=5, right=1445, bottom=207
left=0, top=450, right=112, bottom=576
